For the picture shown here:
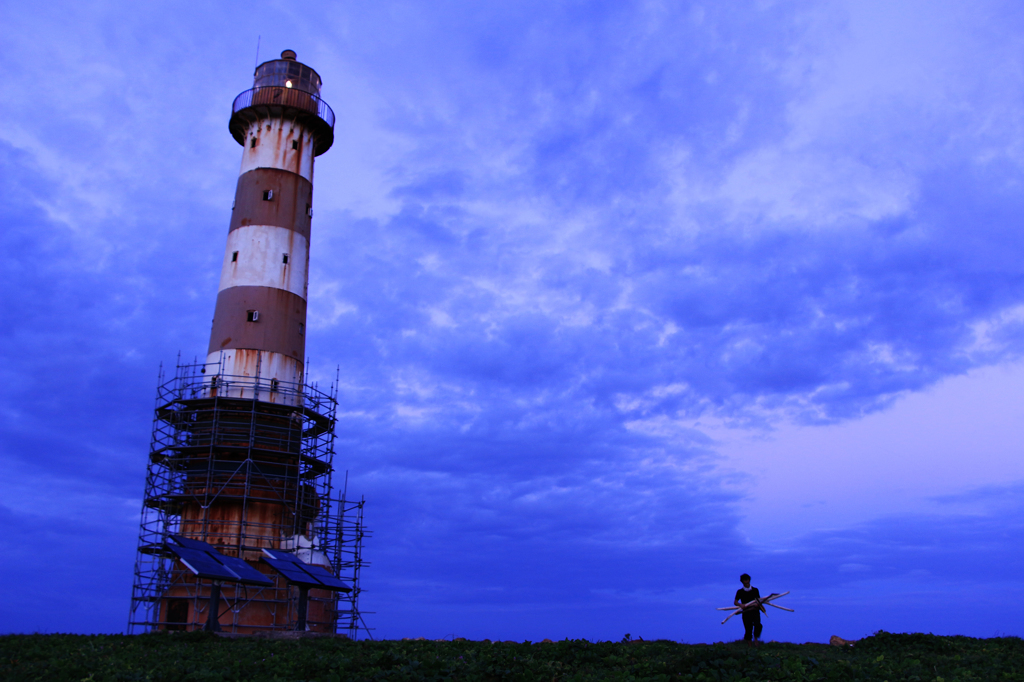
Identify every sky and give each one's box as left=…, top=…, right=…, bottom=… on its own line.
left=1, top=0, right=1023, bottom=643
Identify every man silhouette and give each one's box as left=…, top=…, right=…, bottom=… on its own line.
left=734, top=573, right=764, bottom=644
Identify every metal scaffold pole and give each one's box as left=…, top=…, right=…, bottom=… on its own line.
left=329, top=475, right=373, bottom=640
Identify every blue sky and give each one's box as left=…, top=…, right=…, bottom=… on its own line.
left=2, top=0, right=1024, bottom=642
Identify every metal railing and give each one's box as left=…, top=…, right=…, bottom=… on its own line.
left=232, top=86, right=335, bottom=130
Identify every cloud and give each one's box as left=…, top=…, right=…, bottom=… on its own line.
left=2, top=0, right=1024, bottom=640
left=293, top=0, right=1024, bottom=432
left=763, top=482, right=1024, bottom=586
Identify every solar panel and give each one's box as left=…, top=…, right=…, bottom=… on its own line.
left=166, top=545, right=239, bottom=582
left=165, top=535, right=274, bottom=587
left=305, top=564, right=352, bottom=592
left=261, top=549, right=352, bottom=592
left=263, top=555, right=321, bottom=586
left=218, top=554, right=275, bottom=587
left=263, top=548, right=303, bottom=563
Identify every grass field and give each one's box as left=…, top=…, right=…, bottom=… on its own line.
left=1, top=630, right=1021, bottom=681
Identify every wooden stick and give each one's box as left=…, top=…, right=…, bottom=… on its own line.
left=718, top=591, right=792, bottom=623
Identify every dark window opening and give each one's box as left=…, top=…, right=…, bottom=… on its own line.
left=282, top=253, right=289, bottom=264
left=231, top=251, right=238, bottom=262
left=165, top=599, right=189, bottom=631
left=292, top=140, right=298, bottom=150
left=299, top=322, right=305, bottom=336
left=270, top=378, right=280, bottom=392
left=247, top=310, right=259, bottom=322
left=250, top=138, right=257, bottom=148
left=306, top=203, right=312, bottom=217
left=263, top=190, right=273, bottom=201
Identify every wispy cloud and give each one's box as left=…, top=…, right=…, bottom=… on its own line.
left=1, top=0, right=1022, bottom=640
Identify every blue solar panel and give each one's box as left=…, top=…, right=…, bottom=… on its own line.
left=219, top=554, right=275, bottom=587
left=165, top=535, right=274, bottom=586
left=167, top=545, right=239, bottom=581
left=305, top=564, right=352, bottom=592
left=263, top=555, right=321, bottom=586
left=263, top=548, right=303, bottom=563
left=261, top=549, right=352, bottom=591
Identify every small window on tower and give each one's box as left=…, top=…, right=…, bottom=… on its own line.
left=247, top=310, right=260, bottom=322
left=306, top=204, right=312, bottom=217
left=282, top=253, right=289, bottom=264
left=231, top=251, right=238, bottom=263
left=292, top=140, right=298, bottom=150
left=270, top=378, right=280, bottom=392
left=251, top=138, right=257, bottom=148
left=299, top=322, right=305, bottom=336
left=263, top=190, right=274, bottom=201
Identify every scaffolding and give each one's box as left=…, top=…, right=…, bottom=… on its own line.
left=332, top=489, right=373, bottom=640
left=128, top=357, right=370, bottom=636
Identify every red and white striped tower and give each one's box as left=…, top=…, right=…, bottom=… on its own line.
left=130, top=50, right=364, bottom=636
left=209, top=49, right=334, bottom=394
left=131, top=50, right=342, bottom=634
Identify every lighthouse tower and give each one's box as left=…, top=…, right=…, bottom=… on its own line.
left=129, top=51, right=368, bottom=636
left=211, top=48, right=333, bottom=390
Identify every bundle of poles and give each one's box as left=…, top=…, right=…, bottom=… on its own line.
left=718, top=591, right=793, bottom=624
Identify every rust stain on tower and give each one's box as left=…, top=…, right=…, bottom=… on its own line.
left=129, top=51, right=369, bottom=637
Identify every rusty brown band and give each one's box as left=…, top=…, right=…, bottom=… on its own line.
left=208, top=285, right=307, bottom=361
left=229, top=168, right=313, bottom=240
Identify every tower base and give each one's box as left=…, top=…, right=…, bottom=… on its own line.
left=128, top=358, right=369, bottom=637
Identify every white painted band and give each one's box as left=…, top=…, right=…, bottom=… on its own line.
left=240, top=118, right=315, bottom=182
left=219, top=225, right=309, bottom=299
left=204, top=349, right=304, bottom=406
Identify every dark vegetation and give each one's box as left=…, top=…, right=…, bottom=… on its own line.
left=1, top=631, right=1022, bottom=681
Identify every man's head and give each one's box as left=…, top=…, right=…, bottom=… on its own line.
left=740, top=573, right=751, bottom=587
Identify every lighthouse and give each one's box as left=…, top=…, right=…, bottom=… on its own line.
left=129, top=51, right=368, bottom=636
left=211, top=48, right=333, bottom=390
